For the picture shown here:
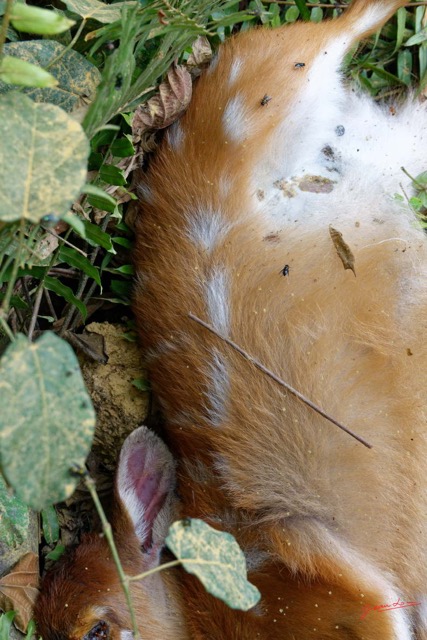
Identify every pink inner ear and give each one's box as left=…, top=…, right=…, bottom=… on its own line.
left=126, top=447, right=168, bottom=547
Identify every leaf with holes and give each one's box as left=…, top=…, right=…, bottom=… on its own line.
left=166, top=518, right=260, bottom=611
left=0, top=333, right=95, bottom=510
left=0, top=41, right=100, bottom=111
left=0, top=475, right=29, bottom=548
left=0, top=92, right=89, bottom=223
left=0, top=553, right=39, bottom=632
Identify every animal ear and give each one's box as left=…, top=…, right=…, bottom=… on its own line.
left=114, top=426, right=178, bottom=550
left=340, top=0, right=407, bottom=42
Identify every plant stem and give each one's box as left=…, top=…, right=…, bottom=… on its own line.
left=129, top=559, right=182, bottom=582
left=0, top=316, right=14, bottom=342
left=84, top=474, right=140, bottom=639
left=0, top=0, right=14, bottom=61
left=46, top=19, right=87, bottom=70
left=27, top=284, right=44, bottom=341
left=0, top=217, right=26, bottom=340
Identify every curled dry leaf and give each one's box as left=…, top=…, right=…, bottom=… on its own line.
left=133, top=63, right=192, bottom=134
left=329, top=225, right=356, bottom=276
left=0, top=552, right=39, bottom=632
left=187, top=36, right=213, bottom=76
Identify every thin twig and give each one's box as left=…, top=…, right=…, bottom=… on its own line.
left=0, top=0, right=14, bottom=60
left=189, top=313, right=373, bottom=449
left=27, top=285, right=44, bottom=341
left=46, top=19, right=87, bottom=69
left=43, top=289, right=58, bottom=322
left=83, top=474, right=140, bottom=639
left=45, top=229, right=87, bottom=257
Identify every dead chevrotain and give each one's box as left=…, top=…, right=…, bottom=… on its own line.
left=35, top=0, right=427, bottom=638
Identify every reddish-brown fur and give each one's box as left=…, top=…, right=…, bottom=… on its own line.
left=35, top=1, right=427, bottom=638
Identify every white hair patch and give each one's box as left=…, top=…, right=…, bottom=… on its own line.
left=229, top=58, right=243, bottom=85
left=204, top=348, right=230, bottom=427
left=186, top=208, right=233, bottom=253
left=166, top=121, right=185, bottom=150
left=205, top=267, right=230, bottom=334
left=222, top=94, right=248, bottom=142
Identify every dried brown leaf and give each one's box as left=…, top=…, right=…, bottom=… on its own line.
left=133, top=63, right=192, bottom=134
left=187, top=36, right=212, bottom=75
left=0, top=552, right=39, bottom=631
left=329, top=225, right=356, bottom=276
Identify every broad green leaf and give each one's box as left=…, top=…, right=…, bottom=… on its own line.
left=45, top=542, right=66, bottom=561
left=166, top=519, right=261, bottom=611
left=59, top=246, right=102, bottom=287
left=395, top=7, right=406, bottom=52
left=82, top=219, right=116, bottom=252
left=0, top=56, right=57, bottom=88
left=41, top=506, right=60, bottom=544
left=82, top=184, right=118, bottom=214
left=310, top=7, right=323, bottom=23
left=405, top=27, right=427, bottom=47
left=0, top=93, right=89, bottom=223
left=293, top=0, right=309, bottom=20
left=0, top=333, right=95, bottom=510
left=0, top=475, right=30, bottom=548
left=63, top=0, right=138, bottom=23
left=398, top=49, right=412, bottom=86
left=0, top=41, right=100, bottom=111
left=62, top=212, right=86, bottom=237
left=43, top=276, right=87, bottom=320
left=284, top=6, right=299, bottom=23
left=10, top=4, right=75, bottom=35
left=110, top=136, right=135, bottom=157
left=0, top=612, right=15, bottom=640
left=99, top=164, right=127, bottom=186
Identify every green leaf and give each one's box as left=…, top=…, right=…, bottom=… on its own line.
left=41, top=505, right=60, bottom=544
left=0, top=474, right=30, bottom=547
left=398, top=49, right=412, bottom=86
left=0, top=612, right=15, bottom=640
left=110, top=136, right=135, bottom=157
left=83, top=184, right=118, bottom=214
left=45, top=542, right=66, bottom=561
left=293, top=0, right=309, bottom=20
left=284, top=6, right=299, bottom=23
left=0, top=333, right=95, bottom=510
left=405, top=27, right=427, bottom=47
left=63, top=0, right=138, bottom=23
left=415, top=171, right=427, bottom=188
left=0, top=41, right=100, bottom=112
left=0, top=93, right=89, bottom=223
left=132, top=377, right=150, bottom=391
left=44, top=276, right=87, bottom=320
left=59, top=246, right=101, bottom=288
left=0, top=56, right=57, bottom=87
left=10, top=4, right=75, bottom=35
left=310, top=7, right=323, bottom=23
left=166, top=518, right=261, bottom=611
left=82, top=219, right=116, bottom=253
left=62, top=212, right=86, bottom=238
left=112, top=236, right=132, bottom=249
left=99, top=164, right=127, bottom=186
left=395, top=7, right=406, bottom=52
left=106, top=264, right=133, bottom=275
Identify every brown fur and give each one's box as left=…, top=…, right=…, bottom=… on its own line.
left=35, top=1, right=427, bottom=638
